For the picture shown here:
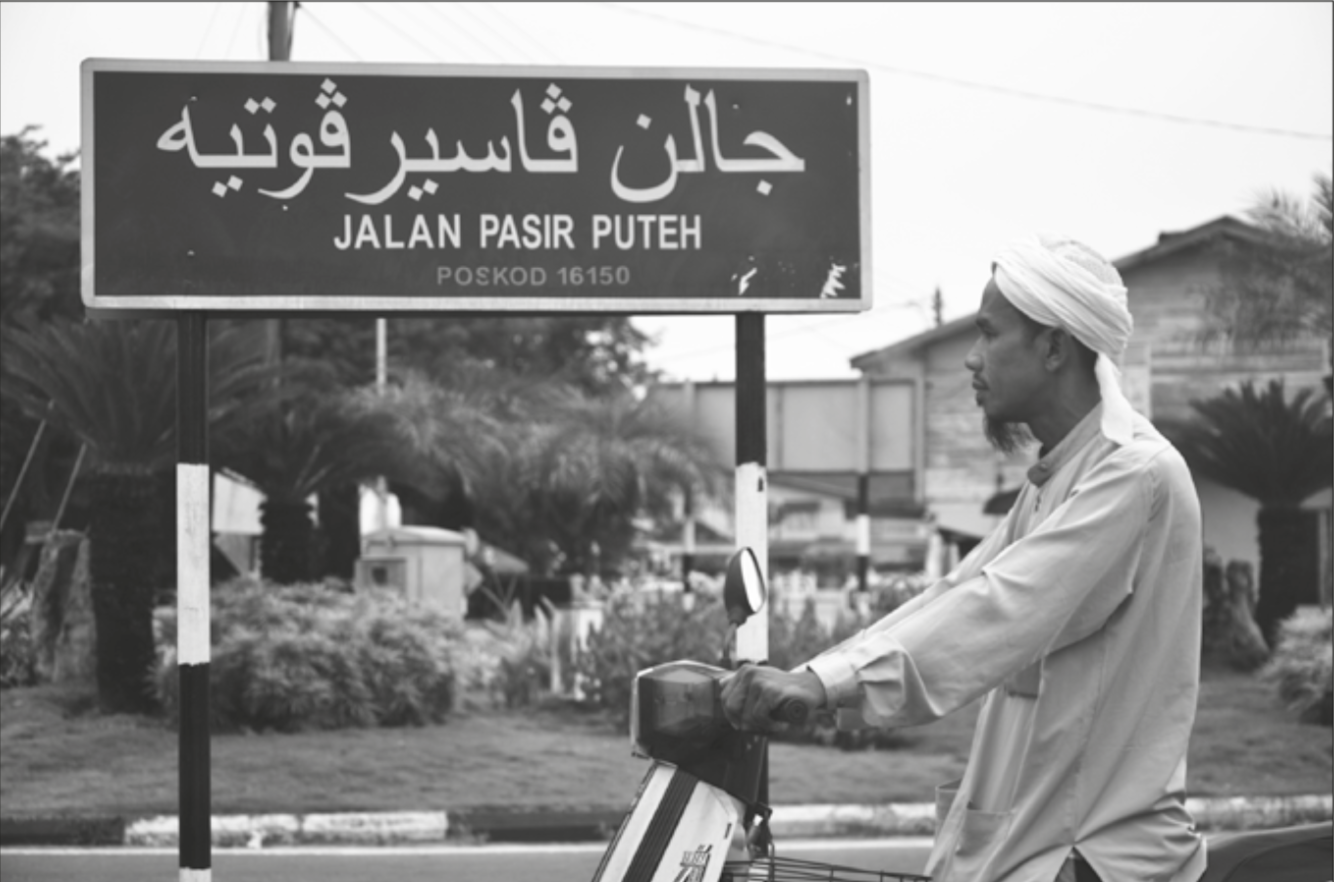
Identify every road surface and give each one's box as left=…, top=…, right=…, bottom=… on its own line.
left=0, top=838, right=934, bottom=881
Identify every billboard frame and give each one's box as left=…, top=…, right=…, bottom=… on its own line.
left=81, top=58, right=871, bottom=317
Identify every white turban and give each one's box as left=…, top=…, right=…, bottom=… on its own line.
left=992, top=233, right=1137, bottom=445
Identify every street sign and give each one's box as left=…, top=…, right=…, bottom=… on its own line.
left=81, top=59, right=869, bottom=315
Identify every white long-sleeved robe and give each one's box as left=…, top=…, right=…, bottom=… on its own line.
left=805, top=406, right=1208, bottom=882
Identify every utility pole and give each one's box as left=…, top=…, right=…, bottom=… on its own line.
left=375, top=317, right=389, bottom=531
left=266, top=2, right=293, bottom=365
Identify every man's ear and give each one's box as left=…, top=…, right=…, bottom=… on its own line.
left=1042, top=328, right=1075, bottom=372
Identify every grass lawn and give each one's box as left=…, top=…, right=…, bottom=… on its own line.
left=1, top=661, right=1329, bottom=819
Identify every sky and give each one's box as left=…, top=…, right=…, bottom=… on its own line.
left=2, top=1, right=1330, bottom=382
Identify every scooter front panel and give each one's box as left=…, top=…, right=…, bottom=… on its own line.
left=592, top=761, right=746, bottom=882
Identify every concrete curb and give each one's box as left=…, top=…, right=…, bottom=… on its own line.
left=1, top=795, right=1329, bottom=848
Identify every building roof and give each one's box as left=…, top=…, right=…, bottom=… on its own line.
left=850, top=215, right=1269, bottom=369
left=1113, top=214, right=1272, bottom=273
left=849, top=312, right=976, bottom=368
left=363, top=525, right=466, bottom=545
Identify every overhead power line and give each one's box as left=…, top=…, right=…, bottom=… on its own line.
left=451, top=1, right=539, bottom=64
left=600, top=3, right=1333, bottom=142
left=194, top=3, right=224, bottom=59
left=392, top=2, right=483, bottom=63
left=296, top=3, right=364, bottom=61
left=223, top=2, right=250, bottom=59
left=351, top=1, right=447, bottom=61
left=481, top=1, right=565, bottom=65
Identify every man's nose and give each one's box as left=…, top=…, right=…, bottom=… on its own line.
left=964, top=340, right=982, bottom=372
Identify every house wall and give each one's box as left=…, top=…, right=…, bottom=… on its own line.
left=859, top=330, right=1031, bottom=539
left=646, top=379, right=925, bottom=569
left=856, top=234, right=1328, bottom=549
left=1120, top=248, right=1329, bottom=425
left=1195, top=475, right=1260, bottom=571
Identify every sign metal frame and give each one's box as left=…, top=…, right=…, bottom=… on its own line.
left=81, top=59, right=871, bottom=317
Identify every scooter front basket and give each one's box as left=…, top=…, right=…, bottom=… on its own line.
left=722, top=855, right=929, bottom=882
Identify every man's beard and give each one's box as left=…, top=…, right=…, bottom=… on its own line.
left=984, top=418, right=1032, bottom=454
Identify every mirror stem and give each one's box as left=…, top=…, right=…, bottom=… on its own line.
left=721, top=622, right=737, bottom=669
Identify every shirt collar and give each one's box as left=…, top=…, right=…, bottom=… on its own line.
left=1027, top=404, right=1105, bottom=487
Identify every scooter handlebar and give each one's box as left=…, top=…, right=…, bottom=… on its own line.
left=771, top=698, right=809, bottom=725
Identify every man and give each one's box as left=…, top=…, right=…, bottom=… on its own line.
left=722, top=234, right=1207, bottom=882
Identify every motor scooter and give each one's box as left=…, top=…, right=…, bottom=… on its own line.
left=589, top=546, right=1332, bottom=882
left=589, top=547, right=927, bottom=882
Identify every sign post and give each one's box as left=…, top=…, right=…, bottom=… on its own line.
left=175, top=313, right=210, bottom=881
left=82, top=59, right=868, bottom=878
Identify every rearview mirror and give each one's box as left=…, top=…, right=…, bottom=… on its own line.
left=723, top=547, right=766, bottom=627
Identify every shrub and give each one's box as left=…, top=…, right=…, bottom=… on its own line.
left=574, top=591, right=728, bottom=726
left=766, top=598, right=832, bottom=673
left=152, top=577, right=461, bottom=732
left=1, top=589, right=35, bottom=689
left=1260, top=605, right=1333, bottom=726
left=488, top=597, right=557, bottom=709
left=869, top=572, right=931, bottom=618
left=765, top=596, right=915, bottom=751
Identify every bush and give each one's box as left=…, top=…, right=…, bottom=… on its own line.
left=766, top=598, right=833, bottom=673
left=152, top=578, right=461, bottom=732
left=487, top=596, right=557, bottom=709
left=1, top=589, right=35, bottom=689
left=1260, top=606, right=1333, bottom=726
left=765, top=596, right=916, bottom=751
left=574, top=591, right=728, bottom=726
left=868, top=572, right=931, bottom=618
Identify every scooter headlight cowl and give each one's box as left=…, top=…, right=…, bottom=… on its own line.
left=631, top=661, right=731, bottom=759
left=629, top=660, right=767, bottom=806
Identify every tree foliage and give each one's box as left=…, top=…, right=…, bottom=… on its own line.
left=0, top=128, right=81, bottom=329
left=282, top=314, right=658, bottom=398
left=215, top=367, right=442, bottom=585
left=1171, top=379, right=1332, bottom=508
left=2, top=320, right=277, bottom=475
left=518, top=388, right=718, bottom=574
left=1206, top=173, right=1333, bottom=372
left=1, top=130, right=84, bottom=568
left=1170, top=379, right=1332, bottom=645
left=0, top=317, right=280, bottom=711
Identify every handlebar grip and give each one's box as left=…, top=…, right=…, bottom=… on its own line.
left=771, top=698, right=809, bottom=725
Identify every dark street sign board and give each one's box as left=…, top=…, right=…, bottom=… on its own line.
left=81, top=59, right=869, bottom=315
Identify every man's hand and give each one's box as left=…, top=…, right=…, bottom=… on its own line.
left=720, top=664, right=827, bottom=732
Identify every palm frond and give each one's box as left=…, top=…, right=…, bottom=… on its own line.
left=1171, top=379, right=1333, bottom=505
left=1, top=319, right=276, bottom=473
left=218, top=375, right=446, bottom=503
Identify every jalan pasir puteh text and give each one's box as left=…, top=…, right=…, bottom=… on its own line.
left=333, top=212, right=702, bottom=251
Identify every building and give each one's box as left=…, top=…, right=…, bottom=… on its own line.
left=643, top=377, right=930, bottom=586
left=852, top=215, right=1330, bottom=587
left=646, top=216, right=1329, bottom=604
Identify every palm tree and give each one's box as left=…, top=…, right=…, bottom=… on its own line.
left=1170, top=379, right=1333, bottom=646
left=353, top=368, right=510, bottom=493
left=0, top=318, right=275, bottom=713
left=468, top=387, right=717, bottom=577
left=215, top=369, right=438, bottom=586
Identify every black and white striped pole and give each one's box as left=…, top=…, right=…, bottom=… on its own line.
left=855, top=376, right=871, bottom=593
left=681, top=380, right=697, bottom=591
left=734, top=312, right=771, bottom=854
left=734, top=314, right=768, bottom=665
left=177, top=313, right=211, bottom=881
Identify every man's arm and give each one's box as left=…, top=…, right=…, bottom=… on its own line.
left=726, top=522, right=1021, bottom=732
left=806, top=452, right=1152, bottom=729
left=794, top=512, right=1020, bottom=670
